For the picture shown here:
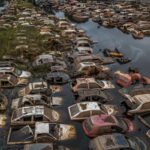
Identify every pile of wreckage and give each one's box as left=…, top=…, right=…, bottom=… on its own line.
left=0, top=0, right=149, bottom=150
left=50, top=0, right=150, bottom=39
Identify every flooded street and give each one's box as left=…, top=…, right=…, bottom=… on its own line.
left=54, top=10, right=150, bottom=149
left=0, top=0, right=150, bottom=150
left=56, top=11, right=150, bottom=74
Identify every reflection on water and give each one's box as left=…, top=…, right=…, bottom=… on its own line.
left=55, top=11, right=150, bottom=75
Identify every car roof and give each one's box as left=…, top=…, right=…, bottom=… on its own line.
left=133, top=94, right=150, bottom=104
left=77, top=102, right=100, bottom=111
left=93, top=133, right=129, bottom=150
left=76, top=78, right=96, bottom=84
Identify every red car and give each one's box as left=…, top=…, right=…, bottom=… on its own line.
left=83, top=114, right=134, bottom=137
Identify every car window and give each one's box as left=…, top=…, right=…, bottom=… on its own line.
left=89, top=83, right=100, bottom=89
left=92, top=110, right=101, bottom=116
left=78, top=83, right=88, bottom=88
left=141, top=103, right=150, bottom=109
left=1, top=81, right=11, bottom=87
left=78, top=111, right=90, bottom=118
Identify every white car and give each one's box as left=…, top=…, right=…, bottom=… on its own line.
left=0, top=67, right=31, bottom=78
left=120, top=88, right=150, bottom=115
left=72, top=78, right=115, bottom=92
left=68, top=102, right=119, bottom=120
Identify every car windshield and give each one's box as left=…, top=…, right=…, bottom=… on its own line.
left=14, top=68, right=22, bottom=76
left=116, top=117, right=128, bottom=130
left=70, top=105, right=80, bottom=117
left=84, top=119, right=93, bottom=131
left=96, top=80, right=104, bottom=88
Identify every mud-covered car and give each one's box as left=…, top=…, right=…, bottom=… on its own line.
left=71, top=78, right=115, bottom=93
left=89, top=133, right=147, bottom=150
left=45, top=71, right=70, bottom=84
left=68, top=102, right=120, bottom=121
left=120, top=87, right=150, bottom=115
left=11, top=94, right=63, bottom=109
left=7, top=122, right=76, bottom=144
left=0, top=74, right=28, bottom=88
left=75, top=88, right=111, bottom=103
left=0, top=67, right=31, bottom=78
left=18, top=82, right=51, bottom=97
left=11, top=106, right=60, bottom=125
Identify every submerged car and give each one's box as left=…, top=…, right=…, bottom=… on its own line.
left=0, top=67, right=31, bottom=78
left=68, top=102, right=120, bottom=121
left=7, top=122, right=76, bottom=144
left=75, top=88, right=111, bottom=103
left=45, top=71, right=70, bottom=84
left=18, top=82, right=51, bottom=97
left=0, top=74, right=28, bottom=88
left=120, top=87, right=150, bottom=115
left=11, top=94, right=63, bottom=109
left=72, top=78, right=115, bottom=93
left=11, top=106, right=60, bottom=125
left=89, top=133, right=147, bottom=150
left=83, top=114, right=134, bottom=137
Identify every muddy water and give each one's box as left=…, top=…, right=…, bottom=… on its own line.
left=54, top=11, right=150, bottom=149
left=55, top=11, right=150, bottom=75
left=0, top=9, right=150, bottom=150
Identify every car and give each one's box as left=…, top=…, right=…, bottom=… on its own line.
left=83, top=114, right=134, bottom=137
left=115, top=71, right=142, bottom=87
left=75, top=46, right=93, bottom=54
left=89, top=133, right=147, bottom=150
left=67, top=51, right=90, bottom=63
left=0, top=67, right=31, bottom=78
left=120, top=87, right=150, bottom=115
left=32, top=54, right=66, bottom=68
left=68, top=102, right=120, bottom=121
left=74, top=54, right=114, bottom=65
left=62, top=29, right=77, bottom=39
left=11, top=106, right=60, bottom=125
left=75, top=88, right=111, bottom=103
left=45, top=71, right=70, bottom=84
left=57, top=20, right=70, bottom=30
left=0, top=74, right=28, bottom=88
left=11, top=94, right=63, bottom=109
left=18, top=81, right=51, bottom=97
left=103, top=48, right=124, bottom=57
left=7, top=122, right=76, bottom=144
left=71, top=78, right=115, bottom=93
left=74, top=62, right=110, bottom=76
